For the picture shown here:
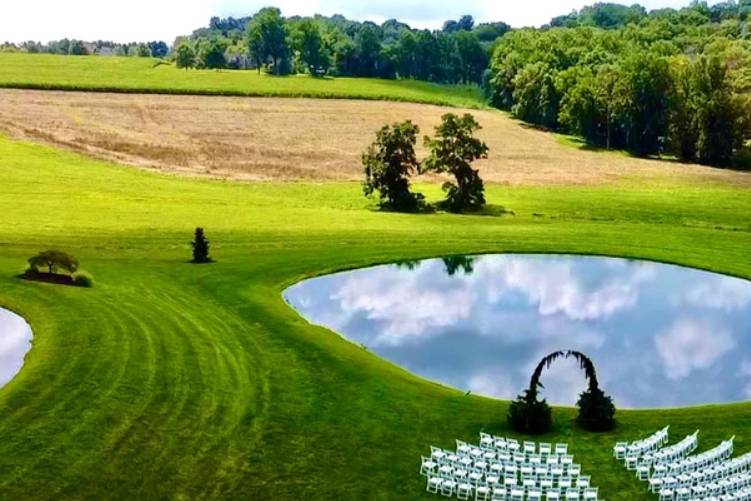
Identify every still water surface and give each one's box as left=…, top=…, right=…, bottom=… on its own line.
left=0, top=307, right=33, bottom=389
left=285, top=255, right=751, bottom=409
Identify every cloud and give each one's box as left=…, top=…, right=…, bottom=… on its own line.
left=332, top=266, right=474, bottom=347
left=682, top=276, right=751, bottom=312
left=467, top=371, right=517, bottom=398
left=655, top=318, right=735, bottom=381
left=739, top=360, right=751, bottom=399
left=481, top=257, right=654, bottom=321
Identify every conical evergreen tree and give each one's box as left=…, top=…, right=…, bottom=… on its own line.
left=191, top=227, right=212, bottom=264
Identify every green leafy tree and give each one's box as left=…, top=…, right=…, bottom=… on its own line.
left=191, top=228, right=212, bottom=264
left=512, top=62, right=559, bottom=129
left=28, top=250, right=79, bottom=275
left=198, top=38, right=228, bottom=69
left=617, top=53, right=672, bottom=156
left=292, top=20, right=330, bottom=74
left=246, top=7, right=289, bottom=74
left=693, top=56, right=745, bottom=166
left=454, top=31, right=488, bottom=84
left=175, top=43, right=196, bottom=69
left=67, top=40, right=88, bottom=56
left=362, top=121, right=424, bottom=212
left=354, top=23, right=383, bottom=77
left=422, top=113, right=489, bottom=212
left=135, top=43, right=151, bottom=57
left=148, top=41, right=169, bottom=58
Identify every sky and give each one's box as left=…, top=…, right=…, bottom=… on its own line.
left=0, top=0, right=722, bottom=44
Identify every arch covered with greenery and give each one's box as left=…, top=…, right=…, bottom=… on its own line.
left=508, top=350, right=616, bottom=433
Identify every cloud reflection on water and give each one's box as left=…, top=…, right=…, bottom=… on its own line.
left=285, top=255, right=751, bottom=408
left=0, top=308, right=33, bottom=388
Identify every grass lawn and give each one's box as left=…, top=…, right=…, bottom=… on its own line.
left=0, top=53, right=487, bottom=108
left=1, top=133, right=750, bottom=500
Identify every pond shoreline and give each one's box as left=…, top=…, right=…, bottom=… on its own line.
left=0, top=306, right=33, bottom=389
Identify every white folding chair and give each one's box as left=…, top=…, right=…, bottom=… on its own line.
left=421, top=456, right=438, bottom=476
left=491, top=486, right=507, bottom=501
left=427, top=476, right=442, bottom=494
left=546, top=488, right=561, bottom=501
left=457, top=481, right=474, bottom=500
left=441, top=479, right=457, bottom=497
left=583, top=487, right=598, bottom=501
left=476, top=484, right=491, bottom=501
left=481, top=433, right=495, bottom=450
left=565, top=488, right=580, bottom=501
left=524, top=441, right=537, bottom=455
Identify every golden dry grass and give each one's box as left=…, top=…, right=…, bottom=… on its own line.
left=1, top=89, right=749, bottom=186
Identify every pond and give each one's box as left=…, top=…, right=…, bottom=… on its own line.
left=285, top=254, right=751, bottom=409
left=0, top=307, right=33, bottom=389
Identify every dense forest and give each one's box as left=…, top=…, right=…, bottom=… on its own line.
left=3, top=1, right=751, bottom=167
left=489, top=2, right=751, bottom=167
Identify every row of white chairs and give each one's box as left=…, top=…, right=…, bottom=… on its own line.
left=480, top=434, right=569, bottom=457
left=423, top=459, right=585, bottom=483
left=431, top=446, right=577, bottom=471
left=658, top=473, right=751, bottom=501
left=649, top=453, right=751, bottom=494
left=615, top=427, right=670, bottom=460
left=648, top=432, right=701, bottom=467
left=426, top=478, right=600, bottom=501
left=623, top=432, right=699, bottom=471
left=643, top=439, right=735, bottom=481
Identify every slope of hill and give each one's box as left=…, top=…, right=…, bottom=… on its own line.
left=2, top=89, right=749, bottom=188
left=0, top=53, right=486, bottom=108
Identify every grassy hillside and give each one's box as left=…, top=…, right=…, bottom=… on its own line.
left=0, top=53, right=486, bottom=108
left=1, top=134, right=750, bottom=500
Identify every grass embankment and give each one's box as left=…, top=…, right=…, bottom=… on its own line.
left=0, top=53, right=486, bottom=108
left=0, top=134, right=750, bottom=500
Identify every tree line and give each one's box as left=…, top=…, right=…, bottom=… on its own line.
left=172, top=9, right=508, bottom=84
left=487, top=2, right=751, bottom=167
left=2, top=39, right=169, bottom=58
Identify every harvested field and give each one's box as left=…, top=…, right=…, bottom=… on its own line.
left=1, top=89, right=749, bottom=186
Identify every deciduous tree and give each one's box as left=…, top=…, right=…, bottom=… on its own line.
left=362, top=121, right=424, bottom=212
left=246, top=7, right=289, bottom=75
left=422, top=114, right=489, bottom=212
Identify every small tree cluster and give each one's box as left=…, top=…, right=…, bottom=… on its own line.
left=27, top=250, right=79, bottom=275
left=362, top=113, right=488, bottom=213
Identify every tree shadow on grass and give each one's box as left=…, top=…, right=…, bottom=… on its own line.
left=367, top=203, right=514, bottom=218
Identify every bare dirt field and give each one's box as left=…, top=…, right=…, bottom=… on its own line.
left=1, top=89, right=749, bottom=186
